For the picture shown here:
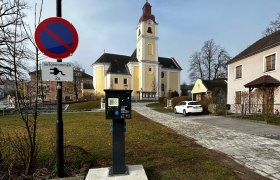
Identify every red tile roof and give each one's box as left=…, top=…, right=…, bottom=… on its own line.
left=139, top=2, right=156, bottom=23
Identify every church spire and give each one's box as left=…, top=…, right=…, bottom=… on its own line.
left=139, top=1, right=156, bottom=23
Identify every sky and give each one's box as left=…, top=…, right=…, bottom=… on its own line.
left=24, top=0, right=280, bottom=84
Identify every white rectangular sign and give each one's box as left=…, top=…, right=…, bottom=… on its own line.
left=41, top=62, right=73, bottom=81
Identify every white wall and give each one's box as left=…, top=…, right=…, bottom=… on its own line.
left=228, top=45, right=280, bottom=105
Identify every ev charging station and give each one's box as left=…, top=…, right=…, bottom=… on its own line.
left=104, top=89, right=132, bottom=175
left=85, top=90, right=148, bottom=180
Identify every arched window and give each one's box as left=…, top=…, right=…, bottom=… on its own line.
left=147, top=27, right=153, bottom=34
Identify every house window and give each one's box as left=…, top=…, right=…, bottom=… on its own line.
left=65, top=87, right=70, bottom=93
left=265, top=54, right=276, bottom=72
left=236, top=65, right=242, bottom=79
left=65, top=96, right=71, bottom=101
left=161, top=84, right=164, bottom=91
left=38, top=95, right=45, bottom=100
left=114, top=78, right=118, bottom=84
left=235, top=91, right=241, bottom=104
left=123, top=78, right=127, bottom=85
left=161, top=72, right=164, bottom=78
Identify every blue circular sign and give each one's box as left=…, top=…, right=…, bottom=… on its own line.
left=35, top=17, right=79, bottom=59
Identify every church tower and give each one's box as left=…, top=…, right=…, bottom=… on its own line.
left=136, top=1, right=159, bottom=98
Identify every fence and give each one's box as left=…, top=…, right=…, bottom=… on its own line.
left=227, top=103, right=280, bottom=115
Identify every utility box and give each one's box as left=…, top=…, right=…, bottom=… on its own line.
left=105, top=89, right=133, bottom=120
left=226, top=104, right=231, bottom=110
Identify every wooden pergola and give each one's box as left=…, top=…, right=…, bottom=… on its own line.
left=244, top=75, right=280, bottom=113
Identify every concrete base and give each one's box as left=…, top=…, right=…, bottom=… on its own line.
left=85, top=165, right=148, bottom=180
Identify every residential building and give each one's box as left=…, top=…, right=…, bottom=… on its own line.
left=0, top=79, right=16, bottom=107
left=26, top=69, right=94, bottom=103
left=227, top=30, right=280, bottom=113
left=92, top=1, right=182, bottom=100
left=191, top=79, right=227, bottom=105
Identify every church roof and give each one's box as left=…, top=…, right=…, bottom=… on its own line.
left=159, top=57, right=182, bottom=70
left=228, top=30, right=280, bottom=64
left=94, top=53, right=132, bottom=75
left=93, top=52, right=182, bottom=74
left=129, top=49, right=139, bottom=62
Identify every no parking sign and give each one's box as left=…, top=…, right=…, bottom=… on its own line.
left=35, top=17, right=79, bottom=59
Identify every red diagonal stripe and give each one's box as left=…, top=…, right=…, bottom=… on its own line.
left=43, top=27, right=71, bottom=50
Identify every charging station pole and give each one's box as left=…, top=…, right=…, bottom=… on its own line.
left=112, top=119, right=127, bottom=174
left=56, top=0, right=64, bottom=177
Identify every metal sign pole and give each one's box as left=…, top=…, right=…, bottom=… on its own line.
left=56, top=0, right=64, bottom=178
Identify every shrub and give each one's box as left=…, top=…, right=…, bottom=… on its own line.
left=208, top=104, right=226, bottom=115
left=171, top=91, right=179, bottom=98
left=199, top=96, right=214, bottom=114
left=171, top=96, right=191, bottom=108
left=158, top=97, right=167, bottom=106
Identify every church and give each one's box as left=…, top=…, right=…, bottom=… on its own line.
left=92, top=1, right=182, bottom=100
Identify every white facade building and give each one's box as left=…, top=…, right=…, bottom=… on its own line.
left=227, top=30, right=280, bottom=113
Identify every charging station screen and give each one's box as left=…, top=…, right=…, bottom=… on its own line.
left=108, top=98, right=119, bottom=107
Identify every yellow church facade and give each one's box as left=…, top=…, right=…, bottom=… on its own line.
left=92, top=2, right=182, bottom=100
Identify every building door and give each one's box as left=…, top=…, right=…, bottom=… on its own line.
left=263, top=88, right=274, bottom=113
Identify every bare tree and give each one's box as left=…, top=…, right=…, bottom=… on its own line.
left=263, top=13, right=280, bottom=37
left=189, top=52, right=204, bottom=81
left=0, top=0, right=44, bottom=177
left=0, top=0, right=30, bottom=80
left=189, top=39, right=230, bottom=83
left=73, top=62, right=84, bottom=101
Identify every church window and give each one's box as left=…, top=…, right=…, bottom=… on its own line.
left=148, top=67, right=152, bottom=72
left=114, top=78, right=118, bottom=84
left=138, top=29, right=141, bottom=36
left=148, top=44, right=153, bottom=55
left=123, top=78, right=127, bottom=85
left=161, top=72, right=164, bottom=78
left=147, top=27, right=153, bottom=33
left=161, top=84, right=164, bottom=91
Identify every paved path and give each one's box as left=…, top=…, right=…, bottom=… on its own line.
left=133, top=103, right=280, bottom=180
left=168, top=113, right=280, bottom=140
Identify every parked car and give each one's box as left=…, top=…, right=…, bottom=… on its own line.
left=174, top=101, right=203, bottom=116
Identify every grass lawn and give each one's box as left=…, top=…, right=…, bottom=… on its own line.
left=146, top=102, right=173, bottom=113
left=67, top=100, right=101, bottom=111
left=0, top=112, right=264, bottom=179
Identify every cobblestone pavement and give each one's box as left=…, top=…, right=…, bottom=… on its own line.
left=168, top=113, right=280, bottom=141
left=133, top=103, right=280, bottom=180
